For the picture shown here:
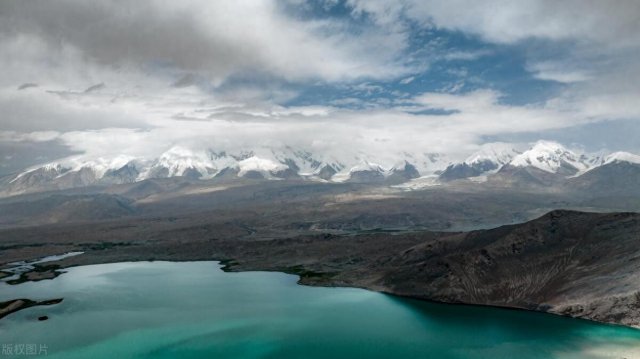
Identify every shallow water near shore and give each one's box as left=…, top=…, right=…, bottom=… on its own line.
left=1, top=261, right=639, bottom=359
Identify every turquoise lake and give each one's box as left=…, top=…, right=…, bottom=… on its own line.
left=1, top=261, right=640, bottom=358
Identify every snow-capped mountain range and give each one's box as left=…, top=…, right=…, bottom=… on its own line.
left=440, top=140, right=640, bottom=183
left=2, top=141, right=640, bottom=197
left=1, top=145, right=445, bottom=196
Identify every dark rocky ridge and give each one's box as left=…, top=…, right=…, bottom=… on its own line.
left=379, top=211, right=640, bottom=327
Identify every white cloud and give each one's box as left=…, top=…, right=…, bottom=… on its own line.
left=399, top=76, right=415, bottom=85
left=0, top=131, right=61, bottom=143
left=0, top=0, right=411, bottom=85
left=348, top=0, right=640, bottom=46
left=347, top=0, right=640, bottom=135
left=441, top=50, right=492, bottom=62
left=416, top=90, right=501, bottom=112
left=1, top=0, right=640, bottom=171
left=527, top=62, right=591, bottom=84
left=4, top=88, right=594, bottom=171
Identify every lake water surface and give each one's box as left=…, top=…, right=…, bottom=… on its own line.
left=1, top=261, right=640, bottom=359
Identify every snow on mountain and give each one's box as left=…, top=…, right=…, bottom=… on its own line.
left=440, top=143, right=521, bottom=181
left=139, top=147, right=219, bottom=180
left=562, top=151, right=640, bottom=178
left=603, top=151, right=640, bottom=165
left=400, top=152, right=450, bottom=175
left=237, top=156, right=288, bottom=178
left=508, top=141, right=589, bottom=175
left=331, top=161, right=385, bottom=183
left=386, top=161, right=421, bottom=183
left=331, top=160, right=422, bottom=183
left=390, top=160, right=420, bottom=175
left=464, top=143, right=521, bottom=167
left=4, top=145, right=449, bottom=196
left=72, top=155, right=138, bottom=179
left=579, top=151, right=608, bottom=170
left=8, top=156, right=138, bottom=189
left=440, top=141, right=640, bottom=182
left=568, top=150, right=640, bottom=194
left=350, top=161, right=386, bottom=174
left=392, top=174, right=441, bottom=191
left=270, top=147, right=327, bottom=175
left=9, top=163, right=68, bottom=184
left=6, top=139, right=637, bottom=197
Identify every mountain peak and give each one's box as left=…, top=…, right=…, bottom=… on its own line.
left=509, top=140, right=588, bottom=175
left=463, top=142, right=521, bottom=166
left=604, top=151, right=640, bottom=165
left=237, top=156, right=288, bottom=178
left=439, top=143, right=521, bottom=181
left=146, top=147, right=215, bottom=179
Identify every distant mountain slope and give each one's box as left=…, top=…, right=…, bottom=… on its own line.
left=490, top=164, right=577, bottom=187
left=0, top=194, right=136, bottom=226
left=567, top=153, right=640, bottom=195
left=439, top=141, right=634, bottom=186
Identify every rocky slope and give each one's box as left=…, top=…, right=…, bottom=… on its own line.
left=376, top=211, right=640, bottom=327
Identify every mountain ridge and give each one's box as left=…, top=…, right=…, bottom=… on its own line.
left=3, top=141, right=640, bottom=197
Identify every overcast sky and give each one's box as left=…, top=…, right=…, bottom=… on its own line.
left=1, top=0, right=640, bottom=175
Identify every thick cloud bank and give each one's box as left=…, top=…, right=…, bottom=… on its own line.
left=1, top=0, right=639, bottom=175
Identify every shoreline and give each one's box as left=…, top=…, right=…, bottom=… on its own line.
left=3, top=256, right=639, bottom=331
left=2, top=210, right=639, bottom=329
